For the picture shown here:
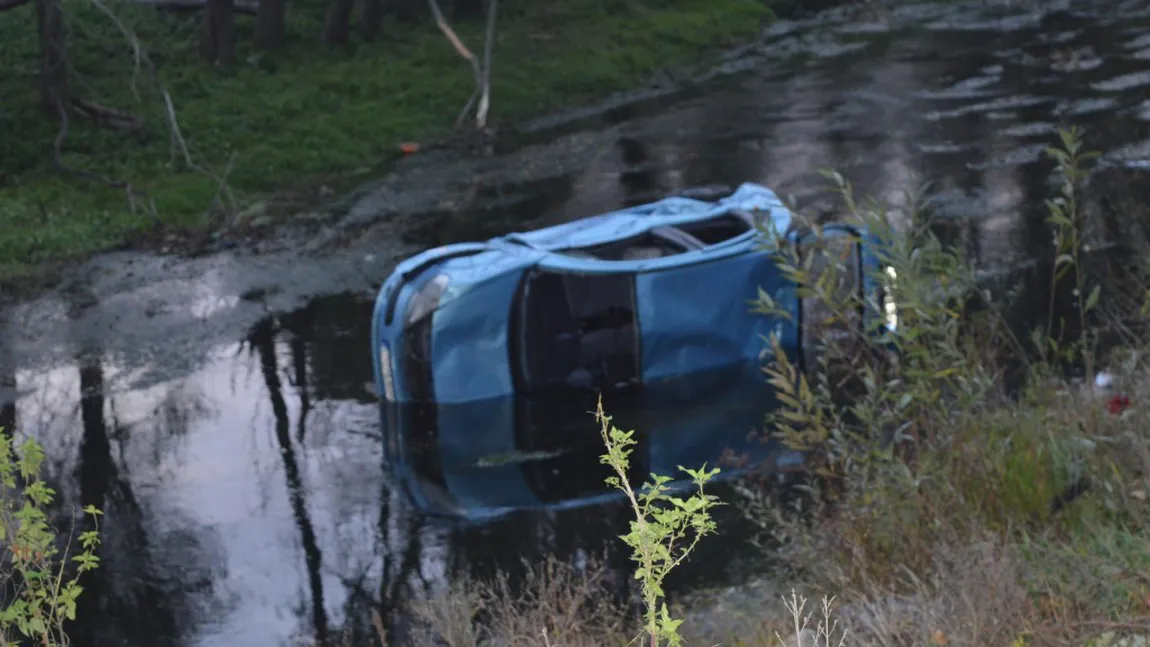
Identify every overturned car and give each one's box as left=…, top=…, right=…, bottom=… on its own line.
left=371, top=182, right=887, bottom=406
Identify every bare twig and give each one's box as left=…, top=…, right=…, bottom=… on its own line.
left=427, top=0, right=497, bottom=130
left=71, top=99, right=145, bottom=131
left=86, top=0, right=240, bottom=223
left=85, top=0, right=146, bottom=98
left=1076, top=619, right=1150, bottom=630
left=52, top=102, right=161, bottom=224
left=162, top=89, right=194, bottom=169
left=209, top=153, right=238, bottom=221
left=476, top=0, right=497, bottom=129
left=371, top=608, right=388, bottom=647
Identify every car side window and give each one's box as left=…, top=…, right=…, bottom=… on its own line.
left=511, top=270, right=641, bottom=392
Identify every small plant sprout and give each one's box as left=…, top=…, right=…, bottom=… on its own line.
left=775, top=589, right=847, bottom=647
left=596, top=396, right=722, bottom=647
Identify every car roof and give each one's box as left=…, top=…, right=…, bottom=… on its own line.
left=401, top=183, right=794, bottom=289
left=502, top=182, right=792, bottom=251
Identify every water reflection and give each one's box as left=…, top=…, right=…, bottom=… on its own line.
left=69, top=331, right=188, bottom=646
left=249, top=317, right=330, bottom=644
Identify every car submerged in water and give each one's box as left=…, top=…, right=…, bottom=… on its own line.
left=370, top=182, right=892, bottom=519
left=370, top=182, right=887, bottom=408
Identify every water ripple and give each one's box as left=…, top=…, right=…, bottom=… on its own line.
left=1090, top=70, right=1150, bottom=92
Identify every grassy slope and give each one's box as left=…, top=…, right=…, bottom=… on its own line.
left=0, top=0, right=771, bottom=285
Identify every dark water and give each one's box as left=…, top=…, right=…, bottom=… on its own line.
left=3, top=0, right=1150, bottom=645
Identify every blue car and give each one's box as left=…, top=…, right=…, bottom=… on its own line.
left=370, top=182, right=886, bottom=407
left=382, top=363, right=809, bottom=522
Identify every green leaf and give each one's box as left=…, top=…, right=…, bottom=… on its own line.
left=1084, top=284, right=1100, bottom=313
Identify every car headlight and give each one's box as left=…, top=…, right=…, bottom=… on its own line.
left=405, top=274, right=449, bottom=328
left=379, top=343, right=396, bottom=403
left=882, top=265, right=899, bottom=333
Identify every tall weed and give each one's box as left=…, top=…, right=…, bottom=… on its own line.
left=744, top=127, right=1150, bottom=642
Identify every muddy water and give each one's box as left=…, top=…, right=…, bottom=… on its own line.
left=3, top=0, right=1150, bottom=645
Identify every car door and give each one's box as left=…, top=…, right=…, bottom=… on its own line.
left=633, top=242, right=793, bottom=385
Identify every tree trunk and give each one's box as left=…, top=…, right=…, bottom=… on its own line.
left=358, top=0, right=383, bottom=40
left=254, top=0, right=286, bottom=49
left=323, top=0, right=353, bottom=44
left=36, top=0, right=68, bottom=112
left=200, top=0, right=236, bottom=64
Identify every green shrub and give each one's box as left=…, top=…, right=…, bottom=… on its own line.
left=0, top=427, right=102, bottom=647
left=738, top=127, right=1150, bottom=644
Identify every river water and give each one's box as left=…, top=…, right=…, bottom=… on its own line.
left=2, top=0, right=1150, bottom=645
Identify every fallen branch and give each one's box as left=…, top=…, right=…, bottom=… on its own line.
left=89, top=0, right=239, bottom=221
left=71, top=99, right=145, bottom=132
left=477, top=0, right=496, bottom=129
left=1075, top=619, right=1150, bottom=647
left=1076, top=619, right=1150, bottom=631
left=49, top=87, right=160, bottom=223
left=426, top=0, right=496, bottom=130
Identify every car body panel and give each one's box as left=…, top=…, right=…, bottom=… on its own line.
left=635, top=250, right=794, bottom=384
left=430, top=269, right=525, bottom=403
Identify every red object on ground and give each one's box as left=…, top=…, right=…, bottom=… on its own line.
left=398, top=142, right=420, bottom=155
left=1105, top=393, right=1131, bottom=416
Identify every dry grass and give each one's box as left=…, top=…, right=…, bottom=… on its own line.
left=836, top=537, right=1032, bottom=647
left=405, top=556, right=634, bottom=647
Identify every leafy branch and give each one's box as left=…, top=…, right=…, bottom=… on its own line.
left=0, top=428, right=102, bottom=647
left=595, top=396, right=721, bottom=647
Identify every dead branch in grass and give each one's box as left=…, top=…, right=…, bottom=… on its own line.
left=48, top=87, right=160, bottom=223
left=477, top=0, right=496, bottom=129
left=426, top=0, right=497, bottom=130
left=84, top=0, right=239, bottom=223
left=71, top=99, right=145, bottom=131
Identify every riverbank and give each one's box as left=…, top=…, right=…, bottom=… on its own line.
left=0, top=0, right=770, bottom=293
left=395, top=358, right=1150, bottom=646
left=396, top=131, right=1150, bottom=647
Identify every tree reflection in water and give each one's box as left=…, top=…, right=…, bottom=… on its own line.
left=70, top=344, right=182, bottom=646
left=248, top=316, right=331, bottom=645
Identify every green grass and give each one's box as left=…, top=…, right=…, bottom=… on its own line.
left=0, top=0, right=771, bottom=289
